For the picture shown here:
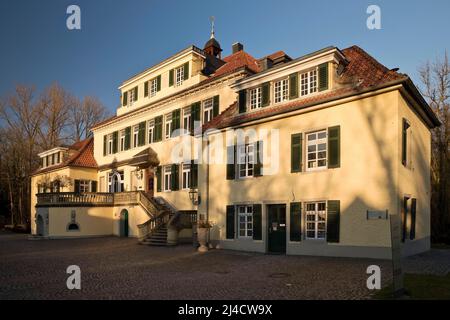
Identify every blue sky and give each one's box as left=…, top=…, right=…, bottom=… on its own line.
left=1, top=0, right=449, bottom=114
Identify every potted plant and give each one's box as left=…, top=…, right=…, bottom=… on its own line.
left=197, top=220, right=211, bottom=252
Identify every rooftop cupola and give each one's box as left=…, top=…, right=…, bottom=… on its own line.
left=203, top=16, right=222, bottom=59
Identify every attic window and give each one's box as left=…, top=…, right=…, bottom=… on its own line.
left=301, top=69, right=318, bottom=96
left=175, top=66, right=184, bottom=86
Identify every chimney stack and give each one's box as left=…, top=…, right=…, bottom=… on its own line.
left=232, top=42, right=244, bottom=54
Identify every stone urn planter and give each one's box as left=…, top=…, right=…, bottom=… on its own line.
left=197, top=221, right=211, bottom=253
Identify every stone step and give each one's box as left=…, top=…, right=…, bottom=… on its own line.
left=141, top=241, right=167, bottom=246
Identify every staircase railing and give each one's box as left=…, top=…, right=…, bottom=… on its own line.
left=137, top=209, right=171, bottom=242
left=136, top=191, right=159, bottom=218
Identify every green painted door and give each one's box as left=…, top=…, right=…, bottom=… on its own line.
left=120, top=210, right=129, bottom=237
left=268, top=204, right=287, bottom=254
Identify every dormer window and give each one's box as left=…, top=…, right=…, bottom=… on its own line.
left=249, top=87, right=262, bottom=110
left=274, top=78, right=289, bottom=104
left=150, top=78, right=158, bottom=97
left=301, top=69, right=318, bottom=96
left=175, top=66, right=184, bottom=87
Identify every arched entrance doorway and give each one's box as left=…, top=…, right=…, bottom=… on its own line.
left=36, top=215, right=44, bottom=236
left=119, top=209, right=129, bottom=237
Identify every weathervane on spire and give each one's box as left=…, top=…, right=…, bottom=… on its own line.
left=209, top=16, right=215, bottom=39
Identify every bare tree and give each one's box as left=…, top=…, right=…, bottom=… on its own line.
left=419, top=52, right=450, bottom=242
left=69, top=96, right=109, bottom=141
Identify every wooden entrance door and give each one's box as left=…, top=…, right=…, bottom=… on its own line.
left=267, top=204, right=287, bottom=254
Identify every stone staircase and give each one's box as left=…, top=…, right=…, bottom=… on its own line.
left=141, top=225, right=168, bottom=246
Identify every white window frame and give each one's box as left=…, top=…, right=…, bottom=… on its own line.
left=249, top=87, right=262, bottom=110
left=128, top=89, right=135, bottom=106
left=148, top=119, right=155, bottom=144
left=165, top=113, right=172, bottom=140
left=305, top=202, right=327, bottom=240
left=237, top=144, right=254, bottom=179
left=119, top=129, right=126, bottom=152
left=183, top=107, right=191, bottom=135
left=301, top=68, right=318, bottom=96
left=182, top=163, right=191, bottom=190
left=202, top=98, right=213, bottom=124
left=238, top=205, right=253, bottom=238
left=306, top=130, right=327, bottom=171
left=175, top=66, right=184, bottom=87
left=274, top=78, right=289, bottom=104
left=108, top=134, right=114, bottom=155
left=163, top=165, right=172, bottom=192
left=79, top=180, right=90, bottom=193
left=150, top=78, right=158, bottom=97
left=132, top=125, right=139, bottom=148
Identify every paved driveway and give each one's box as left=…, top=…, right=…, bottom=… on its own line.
left=0, top=232, right=447, bottom=300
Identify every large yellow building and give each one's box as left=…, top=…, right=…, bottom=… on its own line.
left=30, top=33, right=440, bottom=259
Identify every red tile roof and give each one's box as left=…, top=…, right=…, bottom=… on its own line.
left=212, top=50, right=261, bottom=77
left=203, top=45, right=433, bottom=131
left=32, top=137, right=97, bottom=176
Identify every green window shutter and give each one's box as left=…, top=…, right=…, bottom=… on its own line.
left=156, top=166, right=162, bottom=192
left=213, top=95, right=220, bottom=117
left=328, top=126, right=340, bottom=168
left=290, top=202, right=302, bottom=241
left=291, top=133, right=303, bottom=172
left=171, top=164, right=179, bottom=191
left=190, top=102, right=201, bottom=135
left=410, top=198, right=417, bottom=240
left=157, top=75, right=161, bottom=91
left=103, top=135, right=107, bottom=156
left=253, top=204, right=262, bottom=240
left=226, top=205, right=235, bottom=239
left=169, top=69, right=174, bottom=86
left=144, top=81, right=148, bottom=97
left=74, top=180, right=80, bottom=193
left=154, top=116, right=163, bottom=142
left=172, top=109, right=181, bottom=137
left=261, top=82, right=270, bottom=107
left=238, top=90, right=247, bottom=113
left=134, top=86, right=138, bottom=101
left=190, top=160, right=198, bottom=188
left=254, top=141, right=263, bottom=177
left=226, top=145, right=236, bottom=180
left=326, top=200, right=340, bottom=243
left=289, top=73, right=299, bottom=99
left=91, top=181, right=97, bottom=192
left=318, top=63, right=329, bottom=91
left=138, top=121, right=146, bottom=146
left=122, top=91, right=128, bottom=106
left=124, top=126, right=131, bottom=150
left=112, top=131, right=118, bottom=154
left=402, top=119, right=409, bottom=166
left=183, top=62, right=189, bottom=80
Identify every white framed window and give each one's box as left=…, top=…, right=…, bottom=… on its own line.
left=238, top=144, right=254, bottom=178
left=306, top=130, right=327, bottom=171
left=274, top=78, right=289, bottom=103
left=119, top=129, right=126, bottom=151
left=128, top=89, right=136, bottom=106
left=150, top=78, right=158, bottom=97
left=175, top=66, right=184, bottom=86
left=148, top=119, right=155, bottom=144
left=301, top=69, right=318, bottom=96
left=182, top=163, right=191, bottom=190
left=165, top=113, right=172, bottom=139
left=132, top=125, right=139, bottom=148
left=79, top=180, right=90, bottom=193
left=249, top=87, right=262, bottom=110
left=305, top=202, right=327, bottom=240
left=238, top=205, right=253, bottom=238
left=163, top=165, right=172, bottom=192
left=203, top=98, right=213, bottom=124
left=108, top=134, right=113, bottom=155
left=183, top=107, right=191, bottom=134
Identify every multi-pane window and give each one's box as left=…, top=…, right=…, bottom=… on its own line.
left=274, top=79, right=289, bottom=103
left=165, top=114, right=172, bottom=139
left=148, top=119, right=155, bottom=144
left=119, top=129, right=126, bottom=151
left=108, top=134, right=114, bottom=154
left=133, top=125, right=139, bottom=148
left=301, top=69, right=318, bottom=96
left=238, top=144, right=254, bottom=178
left=203, top=98, right=213, bottom=124
left=182, top=163, right=191, bottom=190
left=306, top=202, right=326, bottom=239
left=150, top=78, right=158, bottom=97
left=306, top=130, right=327, bottom=171
left=79, top=180, right=90, bottom=193
left=238, top=205, right=253, bottom=238
left=249, top=87, right=262, bottom=110
left=183, top=107, right=191, bottom=134
left=175, top=66, right=184, bottom=86
left=163, top=165, right=172, bottom=192
left=128, top=89, right=136, bottom=106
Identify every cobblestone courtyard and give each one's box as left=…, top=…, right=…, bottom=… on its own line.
left=1, top=232, right=449, bottom=300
